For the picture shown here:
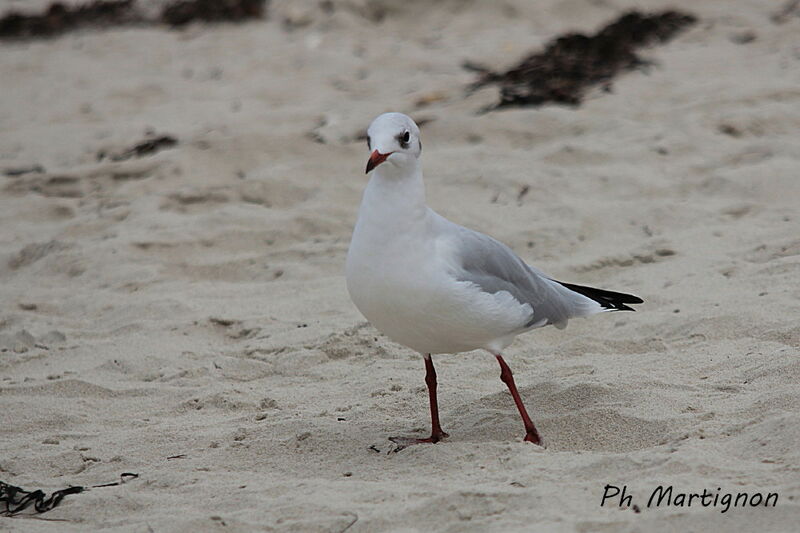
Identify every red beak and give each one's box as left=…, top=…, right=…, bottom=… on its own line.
left=366, top=150, right=392, bottom=173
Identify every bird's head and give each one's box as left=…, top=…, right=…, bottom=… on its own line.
left=365, top=113, right=422, bottom=174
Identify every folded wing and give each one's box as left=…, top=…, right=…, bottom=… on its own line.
left=446, top=222, right=641, bottom=330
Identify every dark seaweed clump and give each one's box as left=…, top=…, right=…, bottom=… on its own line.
left=2, top=474, right=137, bottom=516
left=467, top=10, right=697, bottom=110
left=0, top=0, right=267, bottom=40
left=105, top=135, right=178, bottom=161
left=162, top=0, right=266, bottom=27
left=1, top=480, right=83, bottom=515
left=0, top=1, right=138, bottom=40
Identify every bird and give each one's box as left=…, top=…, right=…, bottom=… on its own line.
left=345, top=112, right=642, bottom=447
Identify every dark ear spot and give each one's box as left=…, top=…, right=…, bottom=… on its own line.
left=419, top=140, right=422, bottom=152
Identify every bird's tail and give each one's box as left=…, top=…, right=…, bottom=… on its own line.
left=554, top=281, right=643, bottom=312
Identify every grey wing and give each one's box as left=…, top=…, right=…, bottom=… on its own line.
left=446, top=223, right=597, bottom=330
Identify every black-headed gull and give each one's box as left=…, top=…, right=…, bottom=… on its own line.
left=346, top=112, right=642, bottom=446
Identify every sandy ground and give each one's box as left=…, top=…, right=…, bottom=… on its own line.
left=1, top=0, right=799, bottom=531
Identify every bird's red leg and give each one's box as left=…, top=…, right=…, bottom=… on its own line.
left=390, top=353, right=449, bottom=448
left=494, top=353, right=543, bottom=445
left=424, top=353, right=448, bottom=442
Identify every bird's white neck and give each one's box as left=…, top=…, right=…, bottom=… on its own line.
left=359, top=162, right=428, bottom=232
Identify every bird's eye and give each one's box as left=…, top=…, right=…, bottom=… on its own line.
left=367, top=136, right=371, bottom=150
left=398, top=130, right=410, bottom=148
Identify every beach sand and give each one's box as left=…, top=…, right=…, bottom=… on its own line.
left=1, top=0, right=799, bottom=530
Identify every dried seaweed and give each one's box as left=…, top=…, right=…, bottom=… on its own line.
left=109, top=135, right=178, bottom=161
left=0, top=1, right=138, bottom=40
left=162, top=0, right=266, bottom=27
left=467, top=10, right=697, bottom=110
left=0, top=0, right=267, bottom=41
left=1, top=474, right=138, bottom=516
left=1, top=481, right=82, bottom=515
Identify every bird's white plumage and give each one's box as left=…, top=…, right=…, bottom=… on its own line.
left=346, top=113, right=605, bottom=354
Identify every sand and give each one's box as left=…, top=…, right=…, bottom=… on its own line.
left=1, top=0, right=799, bottom=530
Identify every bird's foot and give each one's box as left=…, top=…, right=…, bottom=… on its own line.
left=389, top=431, right=448, bottom=451
left=523, top=430, right=545, bottom=447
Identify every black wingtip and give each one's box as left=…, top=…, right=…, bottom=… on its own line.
left=555, top=281, right=643, bottom=312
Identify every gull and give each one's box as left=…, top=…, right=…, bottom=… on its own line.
left=346, top=112, right=642, bottom=446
